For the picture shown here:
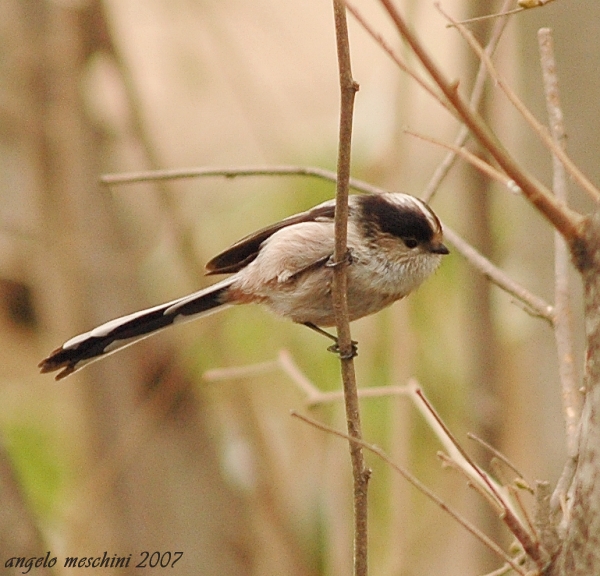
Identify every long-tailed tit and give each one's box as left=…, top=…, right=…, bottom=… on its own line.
left=39, top=193, right=448, bottom=379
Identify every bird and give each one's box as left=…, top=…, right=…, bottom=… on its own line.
left=39, top=192, right=449, bottom=380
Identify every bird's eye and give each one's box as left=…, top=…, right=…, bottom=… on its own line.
left=403, top=237, right=418, bottom=249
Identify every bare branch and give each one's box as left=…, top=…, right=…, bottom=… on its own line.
left=449, top=8, right=525, bottom=27
left=376, top=0, right=583, bottom=242
left=344, top=2, right=452, bottom=116
left=450, top=0, right=557, bottom=27
left=331, top=3, right=369, bottom=575
left=443, top=226, right=555, bottom=324
left=424, top=0, right=514, bottom=201
left=204, top=350, right=415, bottom=406
left=538, top=27, right=582, bottom=457
left=290, top=411, right=529, bottom=576
left=407, top=129, right=522, bottom=195
left=467, top=432, right=527, bottom=481
left=412, top=388, right=550, bottom=570
left=102, top=165, right=343, bottom=187
left=440, top=4, right=600, bottom=206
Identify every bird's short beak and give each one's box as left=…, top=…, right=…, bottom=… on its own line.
left=429, top=242, right=449, bottom=255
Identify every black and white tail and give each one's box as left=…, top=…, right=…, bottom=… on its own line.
left=39, top=278, right=234, bottom=380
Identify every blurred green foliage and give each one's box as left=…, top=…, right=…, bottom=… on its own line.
left=4, top=424, right=66, bottom=519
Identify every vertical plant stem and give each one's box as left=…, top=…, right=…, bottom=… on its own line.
left=331, top=1, right=369, bottom=575
left=422, top=0, right=513, bottom=202
left=538, top=28, right=582, bottom=457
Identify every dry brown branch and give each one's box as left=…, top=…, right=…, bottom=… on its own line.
left=413, top=388, right=550, bottom=570
left=406, top=129, right=522, bottom=194
left=376, top=0, right=583, bottom=243
left=290, top=411, right=529, bottom=576
left=443, top=226, right=555, bottom=323
left=101, top=165, right=356, bottom=187
left=204, top=349, right=415, bottom=406
left=304, top=385, right=413, bottom=406
left=343, top=2, right=452, bottom=116
left=450, top=7, right=525, bottom=27
left=538, top=28, right=582, bottom=457
left=437, top=452, right=505, bottom=514
left=508, top=484, right=538, bottom=545
left=423, top=0, right=514, bottom=201
left=438, top=4, right=600, bottom=206
left=467, top=432, right=526, bottom=481
left=331, top=3, right=369, bottom=574
left=450, top=0, right=557, bottom=26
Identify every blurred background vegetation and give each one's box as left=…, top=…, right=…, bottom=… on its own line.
left=0, top=0, right=598, bottom=574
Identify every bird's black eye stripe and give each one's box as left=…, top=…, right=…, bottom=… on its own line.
left=359, top=195, right=435, bottom=245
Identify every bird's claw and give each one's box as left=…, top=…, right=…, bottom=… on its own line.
left=326, top=248, right=354, bottom=269
left=327, top=340, right=358, bottom=360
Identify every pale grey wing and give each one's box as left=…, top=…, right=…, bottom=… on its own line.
left=242, top=218, right=340, bottom=285
left=205, top=201, right=336, bottom=275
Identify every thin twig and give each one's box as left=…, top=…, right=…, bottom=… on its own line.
left=538, top=27, right=582, bottom=458
left=331, top=3, right=369, bottom=575
left=102, top=165, right=346, bottom=187
left=377, top=0, right=583, bottom=242
left=508, top=484, right=538, bottom=544
left=423, top=0, right=514, bottom=201
left=304, top=385, right=413, bottom=407
left=407, top=129, right=522, bottom=195
left=443, top=226, right=555, bottom=324
left=102, top=163, right=555, bottom=326
left=344, top=2, right=452, bottom=116
left=449, top=7, right=524, bottom=27
left=290, top=411, right=528, bottom=576
left=439, top=4, right=600, bottom=206
left=412, top=388, right=550, bottom=569
left=411, top=388, right=511, bottom=511
left=467, top=432, right=526, bottom=480
left=204, top=349, right=415, bottom=406
left=449, top=0, right=556, bottom=27
left=437, top=452, right=505, bottom=514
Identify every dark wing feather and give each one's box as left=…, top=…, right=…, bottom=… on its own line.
left=205, top=202, right=335, bottom=275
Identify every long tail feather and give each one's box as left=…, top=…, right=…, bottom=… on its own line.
left=39, top=279, right=234, bottom=380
